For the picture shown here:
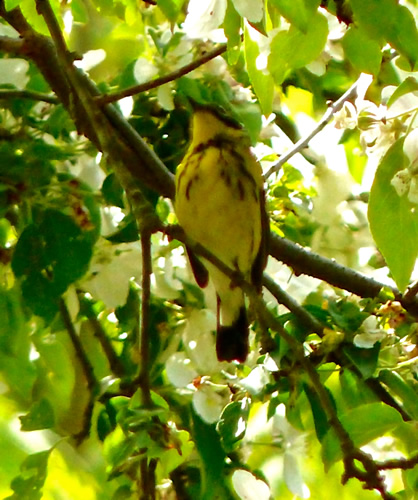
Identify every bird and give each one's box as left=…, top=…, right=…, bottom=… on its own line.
left=175, top=102, right=267, bottom=362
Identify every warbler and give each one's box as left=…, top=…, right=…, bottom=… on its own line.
left=175, top=103, right=267, bottom=362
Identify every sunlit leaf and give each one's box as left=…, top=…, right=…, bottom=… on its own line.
left=268, top=11, right=328, bottom=84
left=368, top=138, right=418, bottom=292
left=4, top=0, right=20, bottom=10
left=224, top=0, right=241, bottom=64
left=158, top=0, right=186, bottom=23
left=19, top=398, right=55, bottom=431
left=379, top=370, right=418, bottom=420
left=5, top=450, right=52, bottom=500
left=322, top=403, right=403, bottom=468
left=342, top=26, right=382, bottom=75
left=351, top=0, right=418, bottom=69
left=270, top=0, right=319, bottom=32
left=244, top=26, right=274, bottom=116
left=232, top=0, right=263, bottom=23
left=387, top=76, right=418, bottom=108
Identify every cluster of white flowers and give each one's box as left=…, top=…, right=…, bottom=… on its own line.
left=391, top=128, right=418, bottom=204
left=334, top=74, right=418, bottom=203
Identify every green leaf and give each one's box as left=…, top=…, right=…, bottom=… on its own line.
left=341, top=129, right=368, bottom=184
left=4, top=0, right=20, bottom=10
left=232, top=101, right=263, bottom=145
left=322, top=403, right=403, bottom=469
left=379, top=370, right=418, bottom=420
left=232, top=0, right=264, bottom=23
left=350, top=0, right=396, bottom=41
left=102, top=172, right=125, bottom=208
left=112, top=485, right=133, bottom=500
left=244, top=26, right=274, bottom=116
left=387, top=76, right=418, bottom=108
left=216, top=398, right=250, bottom=452
left=351, top=0, right=418, bottom=70
left=192, top=411, right=229, bottom=500
left=388, top=5, right=418, bottom=71
left=303, top=383, right=331, bottom=442
left=13, top=209, right=94, bottom=304
left=268, top=11, right=328, bottom=84
left=338, top=369, right=375, bottom=410
left=70, top=0, right=89, bottom=23
left=158, top=0, right=185, bottom=23
left=0, top=286, right=36, bottom=403
left=327, top=300, right=368, bottom=333
left=20, top=398, right=55, bottom=431
left=343, top=343, right=381, bottom=379
left=368, top=138, right=418, bottom=292
left=342, top=27, right=382, bottom=75
left=11, top=225, right=47, bottom=277
left=270, top=0, right=319, bottom=32
left=20, top=272, right=60, bottom=320
left=224, top=0, right=242, bottom=65
left=5, top=450, right=51, bottom=500
left=42, top=216, right=92, bottom=291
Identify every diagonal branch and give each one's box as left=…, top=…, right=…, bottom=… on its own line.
left=264, top=76, right=363, bottom=180
left=269, top=233, right=418, bottom=317
left=98, top=44, right=228, bottom=104
left=0, top=89, right=58, bottom=104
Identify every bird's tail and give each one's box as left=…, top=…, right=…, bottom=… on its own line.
left=216, top=306, right=249, bottom=362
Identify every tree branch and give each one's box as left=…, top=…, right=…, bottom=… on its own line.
left=0, top=34, right=24, bottom=54
left=98, top=44, right=227, bottom=104
left=263, top=273, right=325, bottom=333
left=376, top=454, right=418, bottom=471
left=269, top=233, right=418, bottom=317
left=138, top=231, right=156, bottom=500
left=0, top=88, right=58, bottom=104
left=139, top=230, right=153, bottom=408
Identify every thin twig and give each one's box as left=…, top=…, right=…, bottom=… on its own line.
left=137, top=230, right=155, bottom=500
left=376, top=454, right=418, bottom=470
left=403, top=280, right=418, bottom=302
left=97, top=44, right=227, bottom=104
left=139, top=230, right=153, bottom=407
left=263, top=274, right=324, bottom=333
left=264, top=77, right=362, bottom=180
left=0, top=89, right=59, bottom=104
